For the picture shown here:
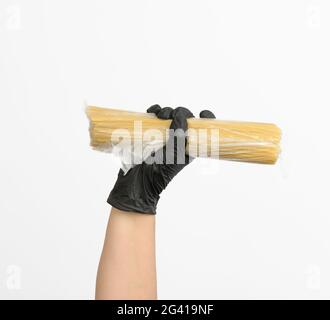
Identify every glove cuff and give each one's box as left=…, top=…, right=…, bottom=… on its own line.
left=107, top=191, right=159, bottom=215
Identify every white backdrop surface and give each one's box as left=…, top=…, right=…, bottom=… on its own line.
left=0, top=0, right=329, bottom=299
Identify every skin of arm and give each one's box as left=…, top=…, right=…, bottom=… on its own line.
left=95, top=208, right=157, bottom=300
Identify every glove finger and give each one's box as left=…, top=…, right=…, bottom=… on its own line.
left=147, top=104, right=161, bottom=115
left=170, top=106, right=194, bottom=131
left=157, top=107, right=173, bottom=119
left=199, top=109, right=216, bottom=119
left=165, top=107, right=194, bottom=165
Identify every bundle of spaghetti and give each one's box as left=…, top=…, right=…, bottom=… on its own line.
left=86, top=106, right=281, bottom=165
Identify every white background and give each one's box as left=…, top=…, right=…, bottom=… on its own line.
left=0, top=0, right=329, bottom=299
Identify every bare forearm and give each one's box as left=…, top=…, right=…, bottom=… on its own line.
left=95, top=208, right=157, bottom=300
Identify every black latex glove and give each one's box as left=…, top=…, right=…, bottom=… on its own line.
left=107, top=105, right=216, bottom=214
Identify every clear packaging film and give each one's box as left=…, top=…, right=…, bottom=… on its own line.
left=86, top=106, right=282, bottom=172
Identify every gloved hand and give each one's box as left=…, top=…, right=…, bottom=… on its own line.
left=107, top=105, right=216, bottom=214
